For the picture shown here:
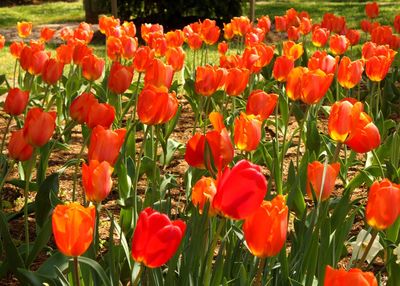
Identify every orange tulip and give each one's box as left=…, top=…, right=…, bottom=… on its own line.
left=40, top=27, right=56, bottom=42
left=4, top=88, right=29, bottom=116
left=106, top=36, right=122, bottom=61
left=361, top=42, right=396, bottom=61
left=82, top=160, right=113, bottom=203
left=272, top=56, right=294, bottom=82
left=365, top=55, right=395, bottom=82
left=131, top=207, right=186, bottom=268
left=286, top=67, right=334, bottom=104
left=87, top=102, right=115, bottom=129
left=346, top=29, right=360, bottom=46
left=231, top=16, right=251, bottom=36
left=243, top=195, right=288, bottom=258
left=120, top=35, right=138, bottom=60
left=70, top=92, right=98, bottom=124
left=394, top=15, right=400, bottom=34
left=73, top=22, right=93, bottom=44
left=8, top=129, right=34, bottom=162
left=224, top=68, right=250, bottom=96
left=88, top=125, right=126, bottom=166
left=41, top=58, right=64, bottom=85
left=192, top=177, right=217, bottom=215
left=299, top=17, right=312, bottom=35
left=218, top=41, right=228, bottom=55
left=213, top=159, right=267, bottom=220
left=246, top=90, right=278, bottom=121
left=360, top=19, right=371, bottom=33
left=165, top=29, right=185, bottom=48
left=0, top=34, right=4, bottom=50
left=23, top=108, right=56, bottom=147
left=365, top=2, right=379, bottom=19
left=56, top=44, right=74, bottom=64
left=9, top=41, right=25, bottom=58
left=52, top=202, right=95, bottom=257
left=287, top=26, right=300, bottom=42
left=220, top=54, right=241, bottom=69
left=234, top=112, right=262, bottom=152
left=17, top=21, right=32, bottom=38
left=99, top=15, right=120, bottom=37
left=328, top=98, right=363, bottom=143
left=195, top=65, right=226, bottom=97
left=133, top=46, right=154, bottom=73
left=137, top=85, right=178, bottom=125
left=108, top=61, right=134, bottom=94
left=308, top=51, right=339, bottom=75
left=306, top=161, right=340, bottom=201
left=257, top=15, right=271, bottom=33
left=201, top=19, right=220, bottom=45
left=59, top=27, right=74, bottom=42
left=72, top=42, right=93, bottom=66
left=321, top=13, right=346, bottom=34
left=241, top=43, right=274, bottom=74
left=283, top=41, right=303, bottom=61
left=366, top=179, right=400, bottom=230
left=186, top=33, right=203, bottom=50
left=324, top=266, right=377, bottom=286
left=337, top=57, right=364, bottom=89
left=166, top=47, right=186, bottom=72
left=147, top=32, right=167, bottom=57
left=370, top=25, right=393, bottom=46
left=345, top=111, right=380, bottom=153
left=144, top=58, right=174, bottom=89
left=329, top=34, right=350, bottom=56
left=223, top=23, right=234, bottom=40
left=20, top=46, right=50, bottom=75
left=122, top=21, right=136, bottom=37
left=81, top=54, right=105, bottom=81
left=185, top=133, right=206, bottom=169
left=275, top=16, right=287, bottom=32
left=141, top=23, right=164, bottom=43
left=312, top=27, right=330, bottom=47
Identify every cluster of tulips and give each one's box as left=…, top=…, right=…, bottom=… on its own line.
left=0, top=1, right=399, bottom=285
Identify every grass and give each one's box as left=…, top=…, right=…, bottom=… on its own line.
left=0, top=1, right=84, bottom=28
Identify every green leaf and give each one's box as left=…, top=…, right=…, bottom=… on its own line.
left=26, top=219, right=52, bottom=266
left=77, top=256, right=112, bottom=286
left=6, top=179, right=38, bottom=192
left=37, top=252, right=68, bottom=277
left=35, top=173, right=60, bottom=227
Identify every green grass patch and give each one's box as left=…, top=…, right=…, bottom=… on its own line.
left=0, top=1, right=84, bottom=28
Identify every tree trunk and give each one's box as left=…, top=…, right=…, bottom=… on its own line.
left=249, top=0, right=255, bottom=22
left=84, top=0, right=107, bottom=23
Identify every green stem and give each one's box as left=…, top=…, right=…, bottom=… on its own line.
left=72, top=130, right=91, bottom=202
left=13, top=59, right=18, bottom=88
left=355, top=230, right=378, bottom=269
left=332, top=142, right=343, bottom=162
left=274, top=99, right=282, bottom=195
left=280, top=102, right=293, bottom=173
left=73, top=256, right=81, bottom=286
left=0, top=116, right=12, bottom=154
left=42, top=85, right=50, bottom=108
left=152, top=125, right=160, bottom=192
left=372, top=149, right=385, bottom=178
left=204, top=218, right=226, bottom=286
left=0, top=160, right=15, bottom=210
left=24, top=149, right=37, bottom=260
left=375, top=81, right=381, bottom=119
left=94, top=203, right=101, bottom=255
left=254, top=258, right=266, bottom=286
left=132, top=264, right=144, bottom=286
left=296, top=106, right=309, bottom=170
left=122, top=73, right=142, bottom=125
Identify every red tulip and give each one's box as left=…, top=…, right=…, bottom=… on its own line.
left=41, top=58, right=64, bottom=85
left=231, top=16, right=251, bottom=36
left=166, top=47, right=186, bottom=72
left=82, top=160, right=114, bottom=203
left=224, top=68, right=250, bottom=96
left=312, top=27, right=330, bottom=47
left=366, top=179, right=400, bottom=230
left=329, top=34, right=350, bottom=55
left=257, top=16, right=271, bottom=33
left=20, top=46, right=50, bottom=75
left=287, top=26, right=300, bottom=42
left=223, top=23, right=234, bottom=40
left=40, top=27, right=56, bottom=42
left=324, top=266, right=378, bottom=286
left=99, top=15, right=120, bottom=37
left=365, top=2, right=379, bottom=19
left=4, top=88, right=29, bottom=116
left=88, top=125, right=126, bottom=165
left=234, top=112, right=262, bottom=152
left=243, top=195, right=288, bottom=257
left=141, top=23, right=164, bottom=43
left=82, top=54, right=105, bottom=81
left=73, top=42, right=93, bottom=66
left=56, top=44, right=74, bottom=64
left=17, top=21, right=32, bottom=38
left=9, top=41, right=25, bottom=58
left=8, top=129, right=34, bottom=161
left=283, top=41, right=303, bottom=61
left=337, top=57, right=365, bottom=89
left=306, top=161, right=340, bottom=201
left=275, top=16, right=287, bottom=32
left=52, top=202, right=95, bottom=257
left=144, top=58, right=174, bottom=89
left=120, top=35, right=138, bottom=60
left=195, top=65, right=226, bottom=96
left=131, top=207, right=186, bottom=268
left=137, top=85, right=178, bottom=125
left=70, top=92, right=98, bottom=124
left=218, top=41, right=228, bottom=55
left=106, top=36, right=122, bottom=61
left=394, top=15, right=400, bottom=34
left=346, top=29, right=360, bottom=46
left=272, top=56, right=294, bottom=82
left=165, top=29, right=185, bottom=48
left=185, top=133, right=206, bottom=169
left=108, top=61, right=134, bottom=94
left=308, top=51, right=339, bottom=75
left=201, top=19, right=220, bottom=45
left=213, top=160, right=267, bottom=220
left=241, top=43, right=274, bottom=73
left=87, top=102, right=115, bottom=129
left=366, top=55, right=396, bottom=82
left=192, top=177, right=217, bottom=215
left=246, top=90, right=278, bottom=121
left=0, top=34, right=4, bottom=50
left=23, top=108, right=56, bottom=147
left=133, top=46, right=154, bottom=73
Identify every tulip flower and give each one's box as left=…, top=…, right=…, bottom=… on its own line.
left=147, top=32, right=167, bottom=57
left=241, top=43, right=274, bottom=73
left=257, top=15, right=271, bottom=33
left=17, top=21, right=32, bottom=38
left=287, top=26, right=300, bottom=42
left=201, top=19, right=220, bottom=45
left=185, top=133, right=206, bottom=169
left=329, top=34, right=350, bottom=56
left=243, top=195, right=288, bottom=257
left=165, top=30, right=185, bottom=48
left=234, top=113, right=262, bottom=152
left=324, top=266, right=377, bottom=286
left=223, top=23, right=234, bottom=40
left=133, top=46, right=155, bottom=73
left=395, top=15, right=400, bottom=34
left=195, top=65, right=226, bottom=96
left=312, top=27, right=330, bottom=47
left=224, top=68, right=250, bottom=96
left=87, top=102, right=116, bottom=129
left=275, top=16, right=287, bottom=32
left=56, top=44, right=73, bottom=64
left=40, top=27, right=56, bottom=42
left=213, top=159, right=267, bottom=220
left=306, top=161, right=340, bottom=201
left=41, top=58, right=64, bottom=85
left=4, top=88, right=30, bottom=116
left=365, top=2, right=379, bottom=19
left=81, top=54, right=105, bottom=81
left=218, top=41, right=228, bottom=55
left=231, top=16, right=251, bottom=36
left=366, top=179, right=400, bottom=230
left=131, top=207, right=186, bottom=268
left=137, top=85, right=178, bottom=125
left=346, top=29, right=360, bottom=46
left=82, top=160, right=114, bottom=203
left=23, top=108, right=56, bottom=147
left=73, top=42, right=93, bottom=66
left=299, top=17, right=312, bottom=35
left=166, top=47, right=186, bottom=72
left=0, top=35, right=4, bottom=50
left=20, top=46, right=49, bottom=75
left=272, top=56, right=294, bottom=82
left=365, top=55, right=396, bottom=82
left=8, top=129, right=34, bottom=161
left=9, top=41, right=25, bottom=58
left=283, top=41, right=303, bottom=61
left=144, top=58, right=174, bottom=89
left=246, top=90, right=278, bottom=121
left=108, top=61, right=134, bottom=94
left=337, top=57, right=365, bottom=89
left=192, top=177, right=217, bottom=215
left=88, top=125, right=126, bottom=165
left=141, top=23, right=163, bottom=43
left=99, top=15, right=120, bottom=36
left=120, top=35, right=138, bottom=60
left=328, top=99, right=363, bottom=143
left=70, top=92, right=98, bottom=124
left=308, top=51, right=339, bottom=75
left=52, top=202, right=95, bottom=257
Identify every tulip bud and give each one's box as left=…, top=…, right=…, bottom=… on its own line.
left=4, top=88, right=29, bottom=116
left=82, top=160, right=114, bottom=203
left=8, top=129, right=34, bottom=161
left=23, top=108, right=56, bottom=147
